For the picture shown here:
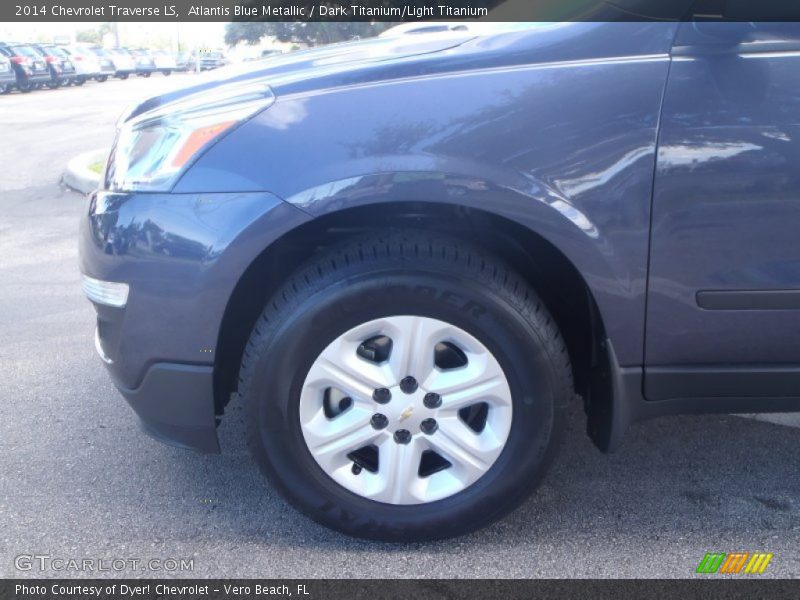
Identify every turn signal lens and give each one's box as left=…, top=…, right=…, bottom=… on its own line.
left=82, top=275, right=129, bottom=308
left=170, top=121, right=235, bottom=169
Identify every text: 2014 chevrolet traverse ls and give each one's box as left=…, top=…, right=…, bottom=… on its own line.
left=79, top=20, right=800, bottom=541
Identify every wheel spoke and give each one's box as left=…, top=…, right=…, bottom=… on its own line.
left=370, top=438, right=425, bottom=504
left=304, top=409, right=380, bottom=472
left=428, top=418, right=502, bottom=482
left=386, top=316, right=449, bottom=386
left=309, top=352, right=390, bottom=402
left=429, top=354, right=511, bottom=413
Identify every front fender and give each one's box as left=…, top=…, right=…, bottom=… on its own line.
left=176, top=36, right=671, bottom=365
left=279, top=169, right=639, bottom=366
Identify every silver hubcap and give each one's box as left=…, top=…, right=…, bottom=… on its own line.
left=299, top=316, right=513, bottom=505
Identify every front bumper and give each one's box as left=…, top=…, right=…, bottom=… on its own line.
left=117, top=361, right=219, bottom=453
left=79, top=189, right=310, bottom=453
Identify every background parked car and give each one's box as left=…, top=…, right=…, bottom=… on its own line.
left=129, top=48, right=156, bottom=77
left=197, top=50, right=228, bottom=71
left=0, top=42, right=51, bottom=92
left=152, top=51, right=176, bottom=76
left=174, top=52, right=191, bottom=72
left=82, top=45, right=116, bottom=82
left=108, top=48, right=135, bottom=79
left=32, top=44, right=75, bottom=89
left=59, top=45, right=101, bottom=85
left=41, top=44, right=77, bottom=87
left=0, top=53, right=15, bottom=93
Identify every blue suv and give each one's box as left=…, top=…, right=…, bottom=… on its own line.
left=79, top=21, right=800, bottom=541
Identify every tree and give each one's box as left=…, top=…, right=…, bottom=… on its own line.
left=224, top=22, right=271, bottom=46
left=76, top=23, right=112, bottom=44
left=225, top=21, right=393, bottom=47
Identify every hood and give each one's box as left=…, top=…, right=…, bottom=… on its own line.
left=120, top=33, right=476, bottom=124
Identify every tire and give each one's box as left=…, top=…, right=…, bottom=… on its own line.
left=238, top=230, right=572, bottom=541
left=95, top=75, right=108, bottom=83
left=142, top=72, right=151, bottom=78
left=17, top=80, right=32, bottom=93
left=118, top=73, right=129, bottom=80
left=73, top=77, right=85, bottom=86
left=46, top=80, right=60, bottom=89
left=162, top=70, right=172, bottom=76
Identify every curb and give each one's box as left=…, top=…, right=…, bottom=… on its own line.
left=62, top=149, right=106, bottom=194
left=738, top=413, right=800, bottom=429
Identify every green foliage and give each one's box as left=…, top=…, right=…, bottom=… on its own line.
left=76, top=23, right=112, bottom=44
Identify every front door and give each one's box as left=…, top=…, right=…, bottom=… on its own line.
left=646, top=21, right=800, bottom=399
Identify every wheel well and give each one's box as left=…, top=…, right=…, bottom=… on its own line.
left=213, top=201, right=607, bottom=419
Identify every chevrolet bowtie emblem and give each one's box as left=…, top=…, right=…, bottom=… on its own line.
left=399, top=406, right=414, bottom=422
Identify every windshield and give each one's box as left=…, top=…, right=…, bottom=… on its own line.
left=12, top=45, right=40, bottom=59
left=65, top=47, right=91, bottom=57
left=46, top=46, right=69, bottom=58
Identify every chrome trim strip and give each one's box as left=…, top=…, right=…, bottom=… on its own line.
left=94, top=327, right=113, bottom=364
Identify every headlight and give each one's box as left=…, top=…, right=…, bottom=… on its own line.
left=106, top=83, right=275, bottom=192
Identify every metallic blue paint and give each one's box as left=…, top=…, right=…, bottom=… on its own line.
left=648, top=22, right=800, bottom=366
left=79, top=191, right=310, bottom=389
left=177, top=22, right=678, bottom=367
left=79, top=21, right=800, bottom=452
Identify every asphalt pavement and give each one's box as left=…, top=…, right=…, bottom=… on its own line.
left=0, top=77, right=798, bottom=579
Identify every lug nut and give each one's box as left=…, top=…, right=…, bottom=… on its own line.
left=399, top=376, right=418, bottom=394
left=420, top=418, right=438, bottom=435
left=373, top=388, right=392, bottom=404
left=423, top=392, right=442, bottom=409
left=394, top=429, right=412, bottom=445
left=371, top=413, right=388, bottom=430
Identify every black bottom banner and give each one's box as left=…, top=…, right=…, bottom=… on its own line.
left=3, top=579, right=800, bottom=600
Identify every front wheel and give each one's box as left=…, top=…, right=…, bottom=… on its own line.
left=95, top=75, right=108, bottom=82
left=238, top=231, right=572, bottom=541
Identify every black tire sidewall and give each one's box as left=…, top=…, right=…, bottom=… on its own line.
left=245, top=269, right=563, bottom=540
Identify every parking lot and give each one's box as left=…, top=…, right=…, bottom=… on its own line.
left=1, top=77, right=799, bottom=579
